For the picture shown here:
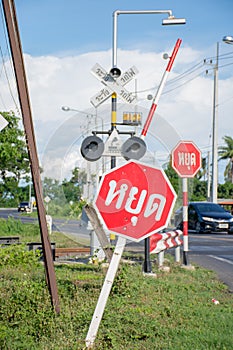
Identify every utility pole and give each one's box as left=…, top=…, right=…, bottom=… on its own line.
left=2, top=0, right=60, bottom=313
left=211, top=42, right=219, bottom=203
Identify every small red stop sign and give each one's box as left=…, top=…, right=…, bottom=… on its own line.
left=172, top=141, right=202, bottom=178
left=94, top=161, right=177, bottom=242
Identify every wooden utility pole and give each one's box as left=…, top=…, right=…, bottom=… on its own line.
left=2, top=0, right=60, bottom=313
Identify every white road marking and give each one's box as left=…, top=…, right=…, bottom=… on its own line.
left=208, top=255, right=233, bottom=265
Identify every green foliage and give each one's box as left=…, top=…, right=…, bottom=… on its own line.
left=164, top=160, right=208, bottom=203
left=196, top=156, right=207, bottom=180
left=0, top=218, right=40, bottom=241
left=62, top=167, right=85, bottom=202
left=189, top=178, right=207, bottom=201
left=43, top=177, right=63, bottom=201
left=164, top=160, right=180, bottom=194
left=218, top=181, right=233, bottom=199
left=1, top=252, right=233, bottom=349
left=0, top=111, right=29, bottom=206
left=219, top=135, right=233, bottom=183
left=47, top=202, right=71, bottom=217
left=42, top=171, right=87, bottom=218
left=0, top=244, right=41, bottom=268
left=111, top=264, right=133, bottom=297
left=0, top=217, right=23, bottom=235
left=69, top=199, right=87, bottom=219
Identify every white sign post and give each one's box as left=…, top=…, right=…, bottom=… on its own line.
left=44, top=195, right=51, bottom=214
left=171, top=141, right=202, bottom=266
left=90, top=63, right=138, bottom=107
left=85, top=236, right=126, bottom=348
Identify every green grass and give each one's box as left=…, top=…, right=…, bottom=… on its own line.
left=0, top=243, right=233, bottom=350
left=0, top=217, right=85, bottom=247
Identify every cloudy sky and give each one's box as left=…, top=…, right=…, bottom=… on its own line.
left=0, top=0, right=233, bottom=185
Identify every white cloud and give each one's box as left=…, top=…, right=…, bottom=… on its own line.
left=1, top=46, right=232, bottom=185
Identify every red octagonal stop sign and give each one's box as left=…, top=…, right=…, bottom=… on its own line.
left=94, top=160, right=177, bottom=242
left=172, top=141, right=202, bottom=178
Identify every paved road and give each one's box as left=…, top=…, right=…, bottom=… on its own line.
left=1, top=209, right=233, bottom=291
left=0, top=208, right=91, bottom=243
left=188, top=233, right=233, bottom=292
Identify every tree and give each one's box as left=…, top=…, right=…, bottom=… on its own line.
left=218, top=182, right=233, bottom=199
left=196, top=157, right=207, bottom=180
left=219, top=135, right=233, bottom=183
left=189, top=177, right=207, bottom=201
left=164, top=157, right=208, bottom=205
left=62, top=167, right=86, bottom=202
left=0, top=111, right=29, bottom=205
left=42, top=169, right=87, bottom=218
left=164, top=158, right=180, bottom=194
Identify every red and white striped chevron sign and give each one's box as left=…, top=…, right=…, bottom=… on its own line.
left=149, top=230, right=183, bottom=254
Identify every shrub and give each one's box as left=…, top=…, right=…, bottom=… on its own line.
left=0, top=244, right=41, bottom=268
left=0, top=217, right=24, bottom=235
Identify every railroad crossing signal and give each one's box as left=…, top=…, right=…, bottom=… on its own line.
left=94, top=160, right=177, bottom=242
left=90, top=63, right=138, bottom=107
left=171, top=141, right=202, bottom=178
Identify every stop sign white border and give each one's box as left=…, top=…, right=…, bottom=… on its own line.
left=171, top=140, right=202, bottom=178
left=93, top=160, right=177, bottom=242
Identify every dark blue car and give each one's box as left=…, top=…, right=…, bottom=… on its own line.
left=174, top=202, right=233, bottom=234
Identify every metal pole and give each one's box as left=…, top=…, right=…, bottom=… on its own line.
left=110, top=93, right=117, bottom=244
left=112, top=10, right=173, bottom=68
left=207, top=150, right=211, bottom=201
left=111, top=93, right=117, bottom=168
left=2, top=0, right=60, bottom=313
left=143, top=237, right=152, bottom=273
left=211, top=42, right=219, bottom=203
left=182, top=177, right=189, bottom=265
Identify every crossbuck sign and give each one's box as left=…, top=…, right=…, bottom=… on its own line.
left=90, top=63, right=138, bottom=107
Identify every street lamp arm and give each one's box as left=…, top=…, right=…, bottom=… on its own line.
left=61, top=105, right=104, bottom=130
left=114, top=9, right=173, bottom=17
left=61, top=106, right=96, bottom=117
left=112, top=9, right=185, bottom=68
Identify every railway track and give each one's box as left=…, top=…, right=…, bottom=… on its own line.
left=55, top=247, right=90, bottom=258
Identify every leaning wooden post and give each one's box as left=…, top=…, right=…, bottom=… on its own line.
left=2, top=0, right=60, bottom=313
left=84, top=204, right=113, bottom=262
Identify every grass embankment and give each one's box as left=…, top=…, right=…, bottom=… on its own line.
left=0, top=217, right=84, bottom=247
left=0, top=218, right=233, bottom=349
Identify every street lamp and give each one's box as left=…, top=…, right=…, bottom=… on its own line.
left=111, top=9, right=186, bottom=273
left=112, top=10, right=186, bottom=71
left=61, top=105, right=105, bottom=197
left=110, top=10, right=185, bottom=164
left=222, top=35, right=233, bottom=45
left=211, top=35, right=233, bottom=203
left=61, top=105, right=104, bottom=131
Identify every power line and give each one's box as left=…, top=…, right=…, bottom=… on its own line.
left=0, top=45, right=19, bottom=112
left=163, top=71, right=205, bottom=95
left=204, top=50, right=233, bottom=62
left=0, top=3, right=20, bottom=114
left=137, top=56, right=233, bottom=98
